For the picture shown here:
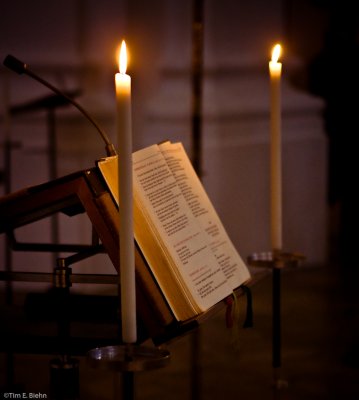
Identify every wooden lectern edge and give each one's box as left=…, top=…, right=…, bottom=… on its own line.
left=0, top=166, right=271, bottom=346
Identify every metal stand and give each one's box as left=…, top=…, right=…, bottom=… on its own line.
left=50, top=259, right=79, bottom=400
left=190, top=1, right=204, bottom=399
left=0, top=161, right=172, bottom=399
left=50, top=357, right=79, bottom=400
left=87, top=344, right=170, bottom=400
left=248, top=250, right=304, bottom=399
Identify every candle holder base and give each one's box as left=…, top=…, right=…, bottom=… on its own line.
left=247, top=249, right=305, bottom=270
left=87, top=343, right=170, bottom=372
left=273, top=377, right=288, bottom=390
left=87, top=344, right=170, bottom=400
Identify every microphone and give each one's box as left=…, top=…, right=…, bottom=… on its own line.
left=3, top=54, right=117, bottom=157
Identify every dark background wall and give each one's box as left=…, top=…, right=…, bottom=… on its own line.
left=0, top=0, right=329, bottom=276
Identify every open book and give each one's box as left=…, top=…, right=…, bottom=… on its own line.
left=98, top=141, right=250, bottom=322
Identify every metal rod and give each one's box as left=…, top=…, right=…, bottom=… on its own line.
left=58, top=245, right=105, bottom=267
left=190, top=1, right=204, bottom=399
left=0, top=271, right=118, bottom=284
left=272, top=267, right=281, bottom=369
left=8, top=236, right=105, bottom=254
left=47, top=107, right=60, bottom=267
left=191, top=0, right=204, bottom=179
left=122, top=371, right=135, bottom=400
left=4, top=138, right=13, bottom=305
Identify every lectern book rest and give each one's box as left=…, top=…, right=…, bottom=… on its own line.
left=0, top=141, right=251, bottom=344
left=98, top=141, right=251, bottom=322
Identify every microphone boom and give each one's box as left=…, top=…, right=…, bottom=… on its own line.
left=3, top=54, right=117, bottom=157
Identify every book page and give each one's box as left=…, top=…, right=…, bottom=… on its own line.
left=132, top=145, right=233, bottom=312
left=97, top=154, right=200, bottom=320
left=158, top=141, right=250, bottom=289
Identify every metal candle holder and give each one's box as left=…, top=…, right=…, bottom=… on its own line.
left=247, top=250, right=305, bottom=398
left=87, top=344, right=170, bottom=400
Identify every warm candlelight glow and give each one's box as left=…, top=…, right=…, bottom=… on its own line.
left=271, top=44, right=282, bottom=63
left=119, top=40, right=128, bottom=74
left=116, top=40, right=131, bottom=96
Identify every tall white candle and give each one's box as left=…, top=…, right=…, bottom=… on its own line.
left=115, top=40, right=137, bottom=343
left=269, top=44, right=282, bottom=250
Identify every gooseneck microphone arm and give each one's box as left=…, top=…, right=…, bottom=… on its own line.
left=3, top=54, right=117, bottom=157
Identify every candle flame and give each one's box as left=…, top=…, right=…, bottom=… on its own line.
left=271, top=44, right=282, bottom=63
left=119, top=40, right=127, bottom=74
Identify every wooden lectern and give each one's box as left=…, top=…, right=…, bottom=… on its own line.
left=0, top=164, right=260, bottom=351
left=0, top=165, right=206, bottom=346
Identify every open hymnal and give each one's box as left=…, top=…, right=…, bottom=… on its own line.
left=97, top=141, right=250, bottom=321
